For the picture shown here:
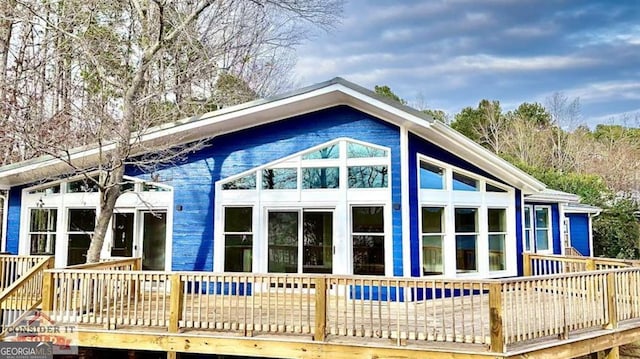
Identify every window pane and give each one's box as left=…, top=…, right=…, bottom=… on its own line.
left=28, top=184, right=60, bottom=195
left=68, top=209, right=96, bottom=232
left=421, top=207, right=443, bottom=233
left=224, top=207, right=252, bottom=232
left=352, top=206, right=384, bottom=233
left=422, top=235, right=443, bottom=275
left=302, top=167, right=339, bottom=189
left=268, top=211, right=299, bottom=273
left=262, top=168, right=297, bottom=189
left=456, top=234, right=477, bottom=272
left=303, top=212, right=333, bottom=274
left=222, top=173, right=256, bottom=190
left=224, top=234, right=252, bottom=272
left=419, top=161, right=444, bottom=189
left=347, top=142, right=387, bottom=158
left=452, top=172, right=478, bottom=191
left=486, top=183, right=507, bottom=192
left=143, top=183, right=170, bottom=192
left=120, top=181, right=135, bottom=193
left=68, top=177, right=99, bottom=193
left=536, top=229, right=549, bottom=251
left=524, top=207, right=531, bottom=228
left=535, top=207, right=549, bottom=228
left=454, top=208, right=477, bottom=233
left=302, top=144, right=339, bottom=160
left=30, top=209, right=57, bottom=232
left=30, top=234, right=56, bottom=255
left=488, top=209, right=506, bottom=232
left=353, top=235, right=385, bottom=275
left=525, top=230, right=531, bottom=251
left=348, top=166, right=388, bottom=188
left=489, top=234, right=506, bottom=271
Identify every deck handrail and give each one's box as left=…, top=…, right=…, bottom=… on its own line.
left=523, top=253, right=640, bottom=276
left=0, top=256, right=54, bottom=336
left=0, top=255, right=49, bottom=292
left=38, top=265, right=640, bottom=354
left=64, top=257, right=141, bottom=271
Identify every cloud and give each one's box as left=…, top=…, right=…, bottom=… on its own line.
left=293, top=0, right=640, bottom=125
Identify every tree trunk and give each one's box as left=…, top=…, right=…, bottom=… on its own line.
left=86, top=166, right=124, bottom=263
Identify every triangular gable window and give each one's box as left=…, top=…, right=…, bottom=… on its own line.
left=347, top=142, right=387, bottom=158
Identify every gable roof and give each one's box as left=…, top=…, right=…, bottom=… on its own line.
left=0, top=77, right=546, bottom=193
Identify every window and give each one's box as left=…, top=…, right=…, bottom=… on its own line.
left=486, top=183, right=507, bottom=193
left=422, top=207, right=444, bottom=275
left=455, top=208, right=477, bottom=273
left=222, top=173, right=256, bottom=190
left=488, top=209, right=506, bottom=271
left=535, top=207, right=551, bottom=251
left=347, top=142, right=387, bottom=158
left=452, top=172, right=478, bottom=191
left=67, top=208, right=96, bottom=265
left=302, top=144, right=339, bottom=160
left=262, top=168, right=297, bottom=189
left=524, top=206, right=533, bottom=251
left=302, top=167, right=339, bottom=189
left=352, top=206, right=385, bottom=275
left=348, top=166, right=388, bottom=188
left=67, top=177, right=99, bottom=193
left=224, top=207, right=253, bottom=272
left=28, top=184, right=60, bottom=195
left=143, top=183, right=170, bottom=192
left=419, top=161, right=445, bottom=189
left=268, top=211, right=299, bottom=273
left=29, top=209, right=57, bottom=255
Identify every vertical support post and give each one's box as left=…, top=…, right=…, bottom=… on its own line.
left=169, top=274, right=184, bottom=333
left=605, top=272, right=618, bottom=329
left=586, top=259, right=596, bottom=271
left=314, top=276, right=327, bottom=342
left=523, top=253, right=531, bottom=276
left=489, top=282, right=504, bottom=353
left=168, top=274, right=183, bottom=359
left=41, top=269, right=54, bottom=312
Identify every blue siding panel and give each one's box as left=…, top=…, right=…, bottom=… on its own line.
left=515, top=189, right=523, bottom=276
left=551, top=203, right=561, bottom=255
left=6, top=187, right=22, bottom=254
left=567, top=213, right=590, bottom=256
left=139, top=105, right=402, bottom=272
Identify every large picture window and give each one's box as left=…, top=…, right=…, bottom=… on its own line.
left=29, top=208, right=57, bottom=255
left=352, top=206, right=385, bottom=275
left=422, top=207, right=444, bottom=275
left=224, top=207, right=253, bottom=272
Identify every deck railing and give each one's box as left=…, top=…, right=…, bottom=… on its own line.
left=523, top=253, right=640, bottom=276
left=42, top=266, right=640, bottom=354
left=0, top=256, right=54, bottom=333
left=0, top=255, right=48, bottom=292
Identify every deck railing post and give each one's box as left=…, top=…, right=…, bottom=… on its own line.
left=314, top=276, right=327, bottom=342
left=169, top=273, right=184, bottom=333
left=586, top=259, right=596, bottom=271
left=489, top=282, right=504, bottom=353
left=605, top=272, right=618, bottom=329
left=523, top=253, right=532, bottom=276
left=41, top=269, right=54, bottom=312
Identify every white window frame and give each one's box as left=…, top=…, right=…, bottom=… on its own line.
left=214, top=138, right=392, bottom=276
left=19, top=173, right=173, bottom=268
left=487, top=207, right=508, bottom=272
left=419, top=206, right=445, bottom=276
left=417, top=154, right=516, bottom=278
left=532, top=205, right=553, bottom=254
left=27, top=207, right=58, bottom=255
left=523, top=205, right=534, bottom=252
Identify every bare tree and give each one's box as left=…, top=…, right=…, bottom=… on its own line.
left=6, top=0, right=342, bottom=262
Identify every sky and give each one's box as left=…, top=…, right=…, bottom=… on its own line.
left=293, top=0, right=640, bottom=127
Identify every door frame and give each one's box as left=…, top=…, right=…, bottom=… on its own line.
left=138, top=209, right=169, bottom=271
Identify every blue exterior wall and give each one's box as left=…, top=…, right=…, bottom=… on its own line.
left=133, top=105, right=402, bottom=272
left=515, top=190, right=523, bottom=276
left=567, top=213, right=590, bottom=256
left=551, top=203, right=561, bottom=255
left=6, top=186, right=22, bottom=254
left=407, top=133, right=517, bottom=277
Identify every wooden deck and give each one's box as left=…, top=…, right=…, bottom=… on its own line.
left=2, top=254, right=640, bottom=358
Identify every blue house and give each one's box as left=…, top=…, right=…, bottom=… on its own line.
left=0, top=78, right=600, bottom=277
